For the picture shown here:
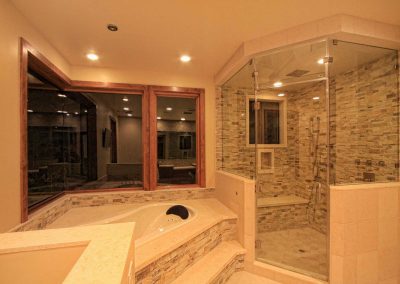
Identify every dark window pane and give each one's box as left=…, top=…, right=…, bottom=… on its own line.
left=156, top=97, right=197, bottom=185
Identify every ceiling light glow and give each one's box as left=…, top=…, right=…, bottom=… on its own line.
left=58, top=94, right=67, bottom=98
left=157, top=116, right=162, bottom=120
left=127, top=113, right=133, bottom=117
left=166, top=107, right=173, bottom=111
left=317, top=58, right=325, bottom=65
left=277, top=93, right=285, bottom=97
left=180, top=117, right=186, bottom=121
left=123, top=97, right=129, bottom=102
left=313, top=96, right=320, bottom=100
left=27, top=109, right=33, bottom=113
left=180, top=55, right=191, bottom=62
left=273, top=81, right=283, bottom=88
left=123, top=107, right=130, bottom=111
left=86, top=53, right=99, bottom=61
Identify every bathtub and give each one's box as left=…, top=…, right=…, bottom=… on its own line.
left=83, top=203, right=197, bottom=246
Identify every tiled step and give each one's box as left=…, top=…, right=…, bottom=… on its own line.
left=172, top=241, right=246, bottom=284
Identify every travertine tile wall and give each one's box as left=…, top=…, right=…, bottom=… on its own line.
left=330, top=52, right=399, bottom=184
left=330, top=184, right=399, bottom=284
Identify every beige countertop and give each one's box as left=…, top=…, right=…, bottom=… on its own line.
left=0, top=223, right=135, bottom=284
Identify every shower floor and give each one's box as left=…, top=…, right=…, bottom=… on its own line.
left=256, top=227, right=328, bottom=280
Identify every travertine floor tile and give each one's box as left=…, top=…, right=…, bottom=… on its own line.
left=227, top=271, right=280, bottom=284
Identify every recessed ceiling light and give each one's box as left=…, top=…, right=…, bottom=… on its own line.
left=27, top=109, right=33, bottom=113
left=127, top=113, right=133, bottom=117
left=180, top=55, right=191, bottom=62
left=157, top=116, right=162, bottom=120
left=123, top=97, right=129, bottom=102
left=86, top=53, right=99, bottom=61
left=180, top=117, right=186, bottom=121
left=66, top=113, right=70, bottom=116
left=58, top=94, right=67, bottom=98
left=57, top=110, right=63, bottom=113
left=75, top=112, right=79, bottom=115
left=317, top=58, right=325, bottom=65
left=166, top=107, right=173, bottom=111
left=273, top=81, right=283, bottom=88
left=313, top=96, right=320, bottom=100
left=123, top=107, right=130, bottom=111
left=84, top=110, right=87, bottom=113
left=107, top=24, right=118, bottom=32
left=277, top=93, right=285, bottom=97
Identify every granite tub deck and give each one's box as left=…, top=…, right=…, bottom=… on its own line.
left=0, top=223, right=135, bottom=284
left=45, top=198, right=240, bottom=281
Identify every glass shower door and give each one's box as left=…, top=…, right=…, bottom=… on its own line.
left=253, top=40, right=330, bottom=280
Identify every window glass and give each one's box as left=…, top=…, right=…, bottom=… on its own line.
left=27, top=71, right=142, bottom=207
left=156, top=97, right=197, bottom=185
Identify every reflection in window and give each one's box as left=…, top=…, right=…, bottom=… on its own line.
left=27, top=72, right=142, bottom=207
left=249, top=100, right=281, bottom=144
left=156, top=97, right=197, bottom=185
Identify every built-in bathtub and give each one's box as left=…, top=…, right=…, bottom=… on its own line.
left=83, top=203, right=197, bottom=246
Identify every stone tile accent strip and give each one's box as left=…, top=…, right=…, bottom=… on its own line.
left=211, top=255, right=245, bottom=284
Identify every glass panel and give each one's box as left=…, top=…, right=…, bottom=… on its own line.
left=254, top=41, right=329, bottom=280
left=249, top=101, right=281, bottom=144
left=329, top=40, right=399, bottom=185
left=156, top=97, right=197, bottom=185
left=220, top=62, right=256, bottom=179
left=27, top=72, right=142, bottom=208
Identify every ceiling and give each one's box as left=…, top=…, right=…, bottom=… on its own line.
left=11, top=0, right=400, bottom=82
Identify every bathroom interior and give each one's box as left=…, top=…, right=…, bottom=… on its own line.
left=1, top=2, right=400, bottom=284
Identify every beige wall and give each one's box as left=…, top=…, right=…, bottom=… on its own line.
left=0, top=0, right=216, bottom=232
left=0, top=0, right=71, bottom=232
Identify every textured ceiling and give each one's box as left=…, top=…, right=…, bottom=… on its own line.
left=11, top=0, right=400, bottom=80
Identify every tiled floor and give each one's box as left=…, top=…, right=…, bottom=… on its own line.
left=227, top=271, right=280, bottom=284
left=256, top=227, right=328, bottom=280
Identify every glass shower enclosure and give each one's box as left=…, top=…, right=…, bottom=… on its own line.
left=219, top=39, right=399, bottom=281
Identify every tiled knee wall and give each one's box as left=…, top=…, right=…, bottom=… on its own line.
left=330, top=184, right=400, bottom=284
left=135, top=219, right=238, bottom=284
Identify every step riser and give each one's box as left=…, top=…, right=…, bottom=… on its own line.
left=135, top=219, right=237, bottom=284
left=211, top=255, right=245, bottom=284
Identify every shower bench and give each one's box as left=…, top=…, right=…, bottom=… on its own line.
left=257, top=195, right=309, bottom=232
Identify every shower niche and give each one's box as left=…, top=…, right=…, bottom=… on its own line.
left=219, top=39, right=399, bottom=281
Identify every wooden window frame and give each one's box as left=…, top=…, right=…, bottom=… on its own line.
left=20, top=38, right=206, bottom=222
left=149, top=86, right=206, bottom=189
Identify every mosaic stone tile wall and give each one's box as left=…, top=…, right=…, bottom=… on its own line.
left=218, top=81, right=328, bottom=234
left=217, top=87, right=256, bottom=179
left=135, top=219, right=238, bottom=284
left=12, top=188, right=215, bottom=232
left=329, top=53, right=399, bottom=184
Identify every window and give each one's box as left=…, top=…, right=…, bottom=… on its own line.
left=27, top=71, right=143, bottom=208
left=21, top=39, right=205, bottom=218
left=247, top=94, right=287, bottom=147
left=156, top=97, right=197, bottom=185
